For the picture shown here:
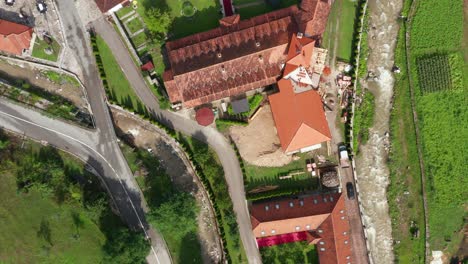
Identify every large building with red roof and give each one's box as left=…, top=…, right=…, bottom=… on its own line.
left=95, top=0, right=129, bottom=13
left=250, top=193, right=353, bottom=264
left=163, top=0, right=332, bottom=108
left=0, top=19, right=34, bottom=56
left=269, top=33, right=330, bottom=154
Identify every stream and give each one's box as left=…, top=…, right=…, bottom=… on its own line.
left=355, top=0, right=403, bottom=263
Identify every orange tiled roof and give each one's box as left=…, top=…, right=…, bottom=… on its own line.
left=250, top=193, right=352, bottom=264
left=163, top=0, right=331, bottom=108
left=269, top=78, right=331, bottom=153
left=95, top=0, right=127, bottom=13
left=0, top=19, right=33, bottom=56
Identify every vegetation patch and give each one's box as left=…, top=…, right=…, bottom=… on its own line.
left=243, top=153, right=319, bottom=200
left=408, top=0, right=467, bottom=253
left=0, top=132, right=149, bottom=263
left=236, top=0, right=299, bottom=19
left=119, top=143, right=203, bottom=263
left=352, top=90, right=375, bottom=152
left=176, top=135, right=247, bottom=263
left=31, top=37, right=61, bottom=62
left=260, top=242, right=319, bottom=264
left=416, top=54, right=452, bottom=94
left=322, top=0, right=359, bottom=62
left=92, top=34, right=147, bottom=113
left=387, top=11, right=426, bottom=262
left=215, top=119, right=247, bottom=133
left=125, top=18, right=145, bottom=35
left=411, top=0, right=463, bottom=52
left=40, top=70, right=80, bottom=87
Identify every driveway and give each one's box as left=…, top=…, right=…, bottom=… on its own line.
left=92, top=18, right=262, bottom=264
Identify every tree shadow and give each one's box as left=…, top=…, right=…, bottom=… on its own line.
left=37, top=218, right=53, bottom=246
left=178, top=232, right=203, bottom=264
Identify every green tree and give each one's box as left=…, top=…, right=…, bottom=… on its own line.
left=103, top=228, right=150, bottom=264
left=145, top=8, right=171, bottom=41
left=149, top=192, right=199, bottom=240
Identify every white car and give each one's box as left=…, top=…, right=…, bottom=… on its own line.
left=37, top=2, right=47, bottom=13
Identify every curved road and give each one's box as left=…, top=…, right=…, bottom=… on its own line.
left=92, top=18, right=262, bottom=263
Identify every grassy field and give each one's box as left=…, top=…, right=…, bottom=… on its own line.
left=125, top=18, right=145, bottom=34
left=0, top=171, right=106, bottom=263
left=236, top=0, right=299, bottom=20
left=138, top=0, right=221, bottom=39
left=260, top=242, right=319, bottom=264
left=0, top=133, right=149, bottom=263
left=322, top=0, right=358, bottom=62
left=409, top=0, right=467, bottom=253
left=244, top=152, right=320, bottom=198
left=387, top=10, right=425, bottom=262
left=95, top=36, right=144, bottom=110
left=31, top=37, right=61, bottom=62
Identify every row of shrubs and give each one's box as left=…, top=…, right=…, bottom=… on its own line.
left=247, top=185, right=318, bottom=202
left=344, top=0, right=369, bottom=151
left=229, top=136, right=249, bottom=185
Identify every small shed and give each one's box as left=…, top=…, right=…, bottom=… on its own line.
left=141, top=61, right=154, bottom=72
left=195, top=107, right=214, bottom=126
left=231, top=98, right=249, bottom=114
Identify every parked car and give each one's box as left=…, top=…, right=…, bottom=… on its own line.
left=346, top=182, right=355, bottom=200
left=36, top=1, right=47, bottom=13
left=5, top=0, right=15, bottom=6
left=338, top=143, right=350, bottom=168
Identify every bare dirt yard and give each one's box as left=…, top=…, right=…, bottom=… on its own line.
left=230, top=104, right=293, bottom=167
left=110, top=107, right=222, bottom=264
left=0, top=60, right=88, bottom=109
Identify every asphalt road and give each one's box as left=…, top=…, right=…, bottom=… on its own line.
left=92, top=18, right=262, bottom=264
left=339, top=165, right=371, bottom=264
left=37, top=1, right=171, bottom=263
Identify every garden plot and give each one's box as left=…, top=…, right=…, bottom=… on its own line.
left=416, top=53, right=463, bottom=95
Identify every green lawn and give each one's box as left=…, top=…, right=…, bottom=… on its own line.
left=41, top=70, right=80, bottom=87
left=116, top=6, right=134, bottom=17
left=244, top=152, right=319, bottom=197
left=95, top=36, right=144, bottom=111
left=138, top=0, right=221, bottom=39
left=236, top=0, right=299, bottom=20
left=131, top=32, right=147, bottom=48
left=260, top=242, right=319, bottom=264
left=0, top=134, right=149, bottom=263
left=125, top=18, right=144, bottom=35
left=31, top=37, right=61, bottom=62
left=0, top=172, right=106, bottom=263
left=322, top=0, right=358, bottom=62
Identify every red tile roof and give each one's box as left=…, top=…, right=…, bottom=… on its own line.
left=269, top=79, right=331, bottom=153
left=163, top=0, right=331, bottom=108
left=250, top=193, right=352, bottom=264
left=0, top=19, right=33, bottom=56
left=94, top=0, right=127, bottom=13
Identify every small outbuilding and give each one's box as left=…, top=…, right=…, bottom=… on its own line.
left=195, top=107, right=214, bottom=126
left=231, top=98, right=249, bottom=114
